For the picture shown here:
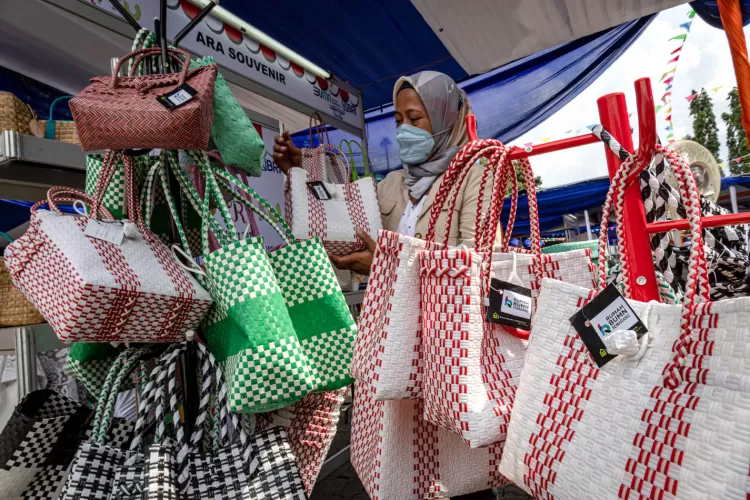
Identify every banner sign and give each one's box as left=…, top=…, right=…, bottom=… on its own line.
left=94, top=0, right=362, bottom=130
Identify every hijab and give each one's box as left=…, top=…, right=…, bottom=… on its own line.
left=394, top=71, right=472, bottom=200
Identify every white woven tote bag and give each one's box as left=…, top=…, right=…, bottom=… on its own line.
left=3, top=151, right=212, bottom=343
left=351, top=381, right=509, bottom=500
left=499, top=145, right=750, bottom=499
left=285, top=144, right=381, bottom=256
left=351, top=142, right=488, bottom=401
left=420, top=149, right=596, bottom=448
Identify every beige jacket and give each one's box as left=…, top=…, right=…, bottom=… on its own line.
left=377, top=163, right=501, bottom=247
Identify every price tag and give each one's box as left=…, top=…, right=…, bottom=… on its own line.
left=84, top=219, right=125, bottom=246
left=486, top=279, right=532, bottom=330
left=157, top=84, right=198, bottom=109
left=307, top=181, right=331, bottom=200
left=569, top=284, right=648, bottom=367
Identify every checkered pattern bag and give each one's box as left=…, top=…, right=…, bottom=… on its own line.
left=256, top=388, right=347, bottom=495
left=171, top=154, right=316, bottom=413
left=84, top=153, right=153, bottom=219
left=498, top=145, right=750, bottom=499
left=419, top=147, right=595, bottom=448
left=4, top=150, right=213, bottom=343
left=64, top=342, right=133, bottom=398
left=63, top=342, right=306, bottom=500
left=285, top=144, right=381, bottom=257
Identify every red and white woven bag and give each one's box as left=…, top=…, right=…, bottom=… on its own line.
left=351, top=143, right=488, bottom=400
left=4, top=150, right=213, bottom=343
left=285, top=144, right=381, bottom=256
left=256, top=388, right=347, bottom=495
left=499, top=145, right=750, bottom=499
left=351, top=380, right=509, bottom=500
left=419, top=143, right=596, bottom=449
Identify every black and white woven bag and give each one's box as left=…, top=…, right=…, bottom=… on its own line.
left=61, top=342, right=307, bottom=500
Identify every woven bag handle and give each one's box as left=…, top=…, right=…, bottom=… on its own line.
left=37, top=187, right=115, bottom=220
left=91, top=346, right=151, bottom=444
left=309, top=111, right=332, bottom=146
left=111, top=47, right=191, bottom=90
left=339, top=139, right=370, bottom=180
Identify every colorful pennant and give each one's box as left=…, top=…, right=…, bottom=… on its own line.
left=686, top=93, right=698, bottom=102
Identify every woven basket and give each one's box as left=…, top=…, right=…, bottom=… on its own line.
left=39, top=119, right=80, bottom=145
left=0, top=257, right=44, bottom=327
left=0, top=92, right=36, bottom=135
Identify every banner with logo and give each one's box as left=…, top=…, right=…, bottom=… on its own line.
left=94, top=0, right=362, bottom=131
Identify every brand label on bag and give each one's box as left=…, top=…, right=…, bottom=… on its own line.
left=84, top=219, right=125, bottom=246
left=570, top=284, right=648, bottom=367
left=307, top=181, right=331, bottom=200
left=486, top=279, right=532, bottom=330
left=157, top=84, right=198, bottom=109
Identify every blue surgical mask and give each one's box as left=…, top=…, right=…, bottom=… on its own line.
left=396, top=124, right=446, bottom=165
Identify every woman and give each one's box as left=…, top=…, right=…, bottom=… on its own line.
left=273, top=71, right=500, bottom=275
left=276, top=72, right=500, bottom=499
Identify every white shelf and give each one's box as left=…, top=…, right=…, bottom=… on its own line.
left=0, top=131, right=87, bottom=201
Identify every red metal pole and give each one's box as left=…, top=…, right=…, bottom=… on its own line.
left=597, top=90, right=660, bottom=302
left=507, top=134, right=600, bottom=160
left=646, top=211, right=750, bottom=232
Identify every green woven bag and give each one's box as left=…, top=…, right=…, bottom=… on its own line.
left=84, top=153, right=152, bottom=219
left=64, top=342, right=128, bottom=398
left=149, top=151, right=315, bottom=412
left=132, top=29, right=264, bottom=176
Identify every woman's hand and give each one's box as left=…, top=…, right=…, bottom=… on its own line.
left=273, top=131, right=302, bottom=174
left=330, top=230, right=376, bottom=275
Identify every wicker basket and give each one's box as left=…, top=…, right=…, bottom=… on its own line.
left=39, top=119, right=80, bottom=144
left=0, top=91, right=36, bottom=135
left=0, top=257, right=44, bottom=327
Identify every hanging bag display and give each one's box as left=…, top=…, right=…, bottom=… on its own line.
left=69, top=47, right=217, bottom=151
left=286, top=138, right=381, bottom=256
left=3, top=150, right=213, bottom=343
left=497, top=144, right=750, bottom=500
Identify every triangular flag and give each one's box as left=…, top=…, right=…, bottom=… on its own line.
left=671, top=47, right=683, bottom=55
left=665, top=84, right=673, bottom=91
left=687, top=9, right=696, bottom=18
left=665, top=106, right=672, bottom=113
left=524, top=142, right=533, bottom=148
left=664, top=77, right=674, bottom=85
left=628, top=113, right=633, bottom=118
left=667, top=133, right=675, bottom=138
left=669, top=34, right=687, bottom=42
left=735, top=157, right=743, bottom=163
left=666, top=125, right=673, bottom=132
left=668, top=55, right=680, bottom=63
left=666, top=114, right=672, bottom=122
left=655, top=104, right=663, bottom=113
left=679, top=22, right=692, bottom=32
left=686, top=93, right=698, bottom=102
left=719, top=162, right=725, bottom=167
left=661, top=92, right=672, bottom=103
left=541, top=137, right=551, bottom=143
left=712, top=85, right=724, bottom=92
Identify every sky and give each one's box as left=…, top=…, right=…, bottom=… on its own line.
left=516, top=3, right=747, bottom=188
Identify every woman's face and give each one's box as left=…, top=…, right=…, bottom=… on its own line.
left=395, top=88, right=433, bottom=134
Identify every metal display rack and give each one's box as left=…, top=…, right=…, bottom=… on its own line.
left=0, top=131, right=87, bottom=201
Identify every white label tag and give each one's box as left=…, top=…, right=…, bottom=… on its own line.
left=590, top=296, right=637, bottom=338
left=84, top=219, right=124, bottom=246
left=500, top=289, right=532, bottom=319
left=168, top=89, right=192, bottom=106
left=725, top=227, right=740, bottom=241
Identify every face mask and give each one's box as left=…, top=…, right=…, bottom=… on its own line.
left=396, top=124, right=446, bottom=165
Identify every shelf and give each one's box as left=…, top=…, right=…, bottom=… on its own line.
left=0, top=131, right=87, bottom=201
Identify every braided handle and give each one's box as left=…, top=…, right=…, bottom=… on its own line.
left=111, top=47, right=191, bottom=89
left=309, top=111, right=332, bottom=146
left=311, top=144, right=351, bottom=184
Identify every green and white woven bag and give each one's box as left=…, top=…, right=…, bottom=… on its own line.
left=84, top=153, right=153, bottom=219
left=64, top=342, right=127, bottom=398
left=151, top=151, right=314, bottom=412
left=215, top=168, right=357, bottom=392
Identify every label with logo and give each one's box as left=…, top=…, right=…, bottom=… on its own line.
left=569, top=284, right=648, bottom=367
left=486, top=279, right=532, bottom=330
left=157, top=83, right=198, bottom=109
left=84, top=219, right=125, bottom=246
left=306, top=181, right=331, bottom=200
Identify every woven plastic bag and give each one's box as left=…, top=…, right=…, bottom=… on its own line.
left=419, top=144, right=595, bottom=448
left=499, top=144, right=750, bottom=499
